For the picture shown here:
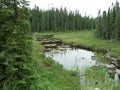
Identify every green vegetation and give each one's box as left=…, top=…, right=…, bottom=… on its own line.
left=32, top=33, right=81, bottom=90
left=1, top=0, right=120, bottom=89
left=0, top=0, right=35, bottom=89
left=81, top=66, right=120, bottom=90
left=54, top=30, right=120, bottom=59
left=36, top=30, right=120, bottom=90
left=96, top=1, right=120, bottom=41
left=30, top=6, right=95, bottom=32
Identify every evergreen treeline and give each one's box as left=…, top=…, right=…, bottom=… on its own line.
left=0, top=0, right=35, bottom=89
left=30, top=6, right=95, bottom=32
left=96, top=1, right=120, bottom=41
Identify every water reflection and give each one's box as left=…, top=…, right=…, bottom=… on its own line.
left=114, top=73, right=119, bottom=82
left=45, top=45, right=97, bottom=70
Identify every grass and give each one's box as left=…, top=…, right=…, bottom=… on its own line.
left=32, top=31, right=120, bottom=90
left=32, top=33, right=81, bottom=90
left=51, top=30, right=120, bottom=59
left=82, top=66, right=120, bottom=90
left=39, top=30, right=120, bottom=59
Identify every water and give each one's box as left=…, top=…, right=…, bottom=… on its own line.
left=45, top=44, right=97, bottom=85
left=39, top=37, right=117, bottom=85
left=114, top=73, right=119, bottom=82
left=45, top=45, right=97, bottom=70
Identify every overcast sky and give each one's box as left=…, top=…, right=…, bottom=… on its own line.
left=28, top=0, right=120, bottom=17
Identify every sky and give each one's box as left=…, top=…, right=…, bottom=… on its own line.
left=28, top=0, right=120, bottom=17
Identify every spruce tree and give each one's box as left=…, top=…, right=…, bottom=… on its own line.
left=114, top=9, right=120, bottom=40
left=0, top=0, right=34, bottom=89
left=30, top=6, right=95, bottom=32
left=96, top=1, right=120, bottom=41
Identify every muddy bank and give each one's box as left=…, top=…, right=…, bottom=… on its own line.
left=37, top=35, right=108, bottom=54
left=37, top=35, right=97, bottom=70
left=65, top=42, right=108, bottom=54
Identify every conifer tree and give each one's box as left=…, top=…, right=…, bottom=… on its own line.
left=114, top=9, right=120, bottom=40
left=30, top=6, right=95, bottom=32
left=96, top=1, right=120, bottom=41
left=0, top=0, right=34, bottom=89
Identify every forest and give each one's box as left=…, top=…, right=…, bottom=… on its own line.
left=96, top=0, right=120, bottom=41
left=30, top=6, right=95, bottom=32
left=0, top=0, right=120, bottom=90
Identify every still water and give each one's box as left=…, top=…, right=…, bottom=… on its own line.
left=45, top=44, right=97, bottom=70
left=39, top=36, right=119, bottom=85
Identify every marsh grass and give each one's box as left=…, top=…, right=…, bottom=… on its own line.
left=32, top=33, right=81, bottom=90
left=96, top=53, right=111, bottom=64
left=39, top=30, right=120, bottom=60
left=80, top=66, right=120, bottom=90
left=54, top=30, right=120, bottom=60
left=33, top=31, right=120, bottom=90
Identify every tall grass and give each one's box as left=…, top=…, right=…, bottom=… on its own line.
left=83, top=66, right=120, bottom=90
left=32, top=33, right=81, bottom=90
left=54, top=30, right=120, bottom=59
left=33, top=31, right=120, bottom=90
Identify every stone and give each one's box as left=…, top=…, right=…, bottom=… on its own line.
left=116, top=69, right=120, bottom=75
left=107, top=64, right=116, bottom=68
left=44, top=44, right=57, bottom=48
left=107, top=64, right=116, bottom=73
left=111, top=60, right=120, bottom=68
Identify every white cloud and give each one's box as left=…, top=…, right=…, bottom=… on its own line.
left=28, top=0, right=120, bottom=17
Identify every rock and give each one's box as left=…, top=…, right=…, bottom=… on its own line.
left=44, top=44, right=57, bottom=48
left=91, top=55, right=96, bottom=60
left=111, top=57, right=117, bottom=61
left=104, top=49, right=120, bottom=69
left=111, top=59, right=117, bottom=65
left=36, top=37, right=44, bottom=41
left=41, top=40, right=55, bottom=44
left=40, top=38, right=62, bottom=45
left=107, top=64, right=116, bottom=79
left=116, top=60, right=120, bottom=69
left=107, top=64, right=116, bottom=73
left=45, top=48, right=51, bottom=52
left=107, top=64, right=116, bottom=68
left=116, top=69, right=120, bottom=78
left=111, top=60, right=120, bottom=69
